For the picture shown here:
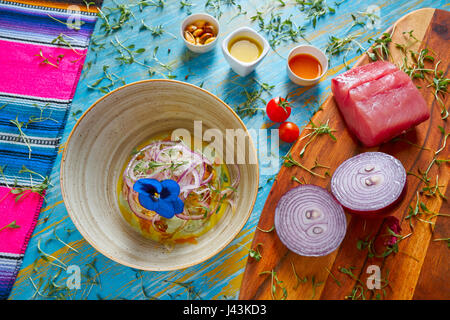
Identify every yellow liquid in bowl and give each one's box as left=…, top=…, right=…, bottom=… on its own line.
left=117, top=132, right=233, bottom=246
left=228, top=36, right=262, bottom=63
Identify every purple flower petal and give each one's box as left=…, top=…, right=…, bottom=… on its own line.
left=133, top=179, right=162, bottom=194
left=160, top=179, right=181, bottom=200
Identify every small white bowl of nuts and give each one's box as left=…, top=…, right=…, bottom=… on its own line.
left=181, top=13, right=219, bottom=54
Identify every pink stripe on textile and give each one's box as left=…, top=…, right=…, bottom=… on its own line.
left=0, top=40, right=88, bottom=100
left=0, top=187, right=44, bottom=254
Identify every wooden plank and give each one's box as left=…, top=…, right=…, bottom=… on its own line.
left=413, top=186, right=450, bottom=299
left=239, top=8, right=449, bottom=300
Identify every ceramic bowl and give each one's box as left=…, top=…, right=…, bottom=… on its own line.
left=61, top=80, right=259, bottom=271
left=287, top=45, right=328, bottom=86
left=222, top=26, right=269, bottom=77
left=180, top=13, right=219, bottom=54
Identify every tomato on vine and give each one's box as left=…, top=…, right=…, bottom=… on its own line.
left=266, top=97, right=291, bottom=122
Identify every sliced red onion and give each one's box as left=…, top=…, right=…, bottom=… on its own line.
left=331, top=152, right=406, bottom=213
left=122, top=140, right=240, bottom=223
left=127, top=190, right=154, bottom=222
left=227, top=164, right=240, bottom=189
left=275, top=185, right=347, bottom=257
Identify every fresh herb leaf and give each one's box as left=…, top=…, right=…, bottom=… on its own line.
left=257, top=225, right=275, bottom=233
left=259, top=269, right=288, bottom=300
left=299, top=119, right=336, bottom=157
left=282, top=153, right=326, bottom=178
left=0, top=220, right=20, bottom=232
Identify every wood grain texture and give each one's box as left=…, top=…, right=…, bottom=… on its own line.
left=239, top=8, right=449, bottom=300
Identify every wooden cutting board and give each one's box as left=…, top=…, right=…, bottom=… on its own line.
left=239, top=8, right=449, bottom=300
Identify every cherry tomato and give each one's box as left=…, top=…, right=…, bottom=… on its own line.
left=266, top=97, right=291, bottom=122
left=279, top=122, right=299, bottom=143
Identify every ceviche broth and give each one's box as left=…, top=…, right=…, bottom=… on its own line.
left=117, top=131, right=238, bottom=246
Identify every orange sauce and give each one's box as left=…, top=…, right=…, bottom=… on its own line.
left=288, top=54, right=322, bottom=79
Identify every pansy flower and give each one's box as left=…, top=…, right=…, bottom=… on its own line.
left=133, top=179, right=184, bottom=219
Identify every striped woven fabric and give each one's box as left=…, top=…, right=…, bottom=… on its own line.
left=0, top=0, right=101, bottom=299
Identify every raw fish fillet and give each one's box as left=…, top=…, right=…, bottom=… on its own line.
left=332, top=61, right=398, bottom=106
left=331, top=62, right=429, bottom=147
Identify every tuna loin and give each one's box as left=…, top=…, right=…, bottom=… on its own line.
left=331, top=61, right=430, bottom=147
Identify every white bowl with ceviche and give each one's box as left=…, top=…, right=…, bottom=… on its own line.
left=61, top=80, right=259, bottom=271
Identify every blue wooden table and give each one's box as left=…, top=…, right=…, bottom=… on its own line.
left=9, top=0, right=449, bottom=300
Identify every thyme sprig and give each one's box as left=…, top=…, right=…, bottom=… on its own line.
left=395, top=31, right=448, bottom=118
left=27, top=103, right=59, bottom=126
left=35, top=49, right=61, bottom=68
left=228, top=4, right=247, bottom=22
left=10, top=116, right=32, bottom=158
left=88, top=65, right=126, bottom=93
left=257, top=225, right=275, bottom=233
left=325, top=267, right=341, bottom=287
left=47, top=14, right=84, bottom=30
left=421, top=175, right=446, bottom=200
left=37, top=238, right=67, bottom=270
left=419, top=128, right=449, bottom=184
left=325, top=34, right=366, bottom=68
left=51, top=33, right=84, bottom=55
left=256, top=12, right=308, bottom=49
left=111, top=35, right=147, bottom=65
left=311, top=275, right=324, bottom=299
left=433, top=238, right=450, bottom=248
left=240, top=242, right=263, bottom=261
left=164, top=279, right=202, bottom=300
left=147, top=46, right=176, bottom=78
left=97, top=3, right=135, bottom=33
left=233, top=81, right=274, bottom=118
left=299, top=119, right=336, bottom=157
left=295, top=0, right=338, bottom=28
left=406, top=192, right=449, bottom=230
left=282, top=153, right=326, bottom=179
left=0, top=220, right=20, bottom=232
left=6, top=166, right=51, bottom=203
left=367, top=32, right=392, bottom=61
left=259, top=269, right=288, bottom=300
left=179, top=0, right=194, bottom=14
left=140, top=20, right=177, bottom=39
left=338, top=266, right=362, bottom=283
left=290, top=261, right=307, bottom=290
left=345, top=284, right=366, bottom=300
left=291, top=175, right=306, bottom=184
left=427, top=61, right=449, bottom=119
left=356, top=227, right=412, bottom=259
left=347, top=11, right=380, bottom=32
left=205, top=0, right=237, bottom=18
left=310, top=159, right=330, bottom=171
left=50, top=228, right=79, bottom=253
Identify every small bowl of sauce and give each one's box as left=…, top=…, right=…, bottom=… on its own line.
left=287, top=45, right=328, bottom=86
left=222, top=27, right=269, bottom=77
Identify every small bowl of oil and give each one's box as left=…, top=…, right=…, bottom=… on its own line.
left=222, top=27, right=269, bottom=77
left=287, top=45, right=328, bottom=86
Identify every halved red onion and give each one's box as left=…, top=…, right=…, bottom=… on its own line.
left=275, top=185, right=347, bottom=257
left=331, top=152, right=406, bottom=213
